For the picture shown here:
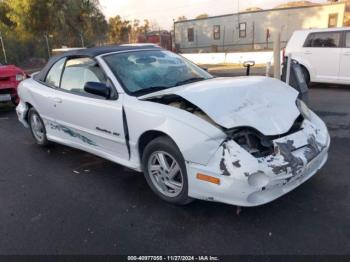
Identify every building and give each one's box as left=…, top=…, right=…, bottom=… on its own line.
left=174, top=2, right=348, bottom=53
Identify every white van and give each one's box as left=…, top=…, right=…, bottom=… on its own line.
left=286, top=27, right=350, bottom=85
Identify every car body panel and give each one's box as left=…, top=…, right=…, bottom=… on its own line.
left=0, top=64, right=26, bottom=103
left=286, top=27, right=350, bottom=85
left=16, top=46, right=330, bottom=206
left=141, top=76, right=300, bottom=136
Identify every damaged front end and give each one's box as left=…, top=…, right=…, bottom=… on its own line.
left=186, top=103, right=330, bottom=207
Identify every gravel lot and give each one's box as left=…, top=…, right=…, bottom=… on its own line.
left=0, top=70, right=349, bottom=256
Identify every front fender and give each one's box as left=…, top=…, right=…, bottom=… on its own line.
left=125, top=97, right=227, bottom=166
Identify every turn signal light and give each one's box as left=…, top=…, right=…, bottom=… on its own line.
left=196, top=173, right=221, bottom=185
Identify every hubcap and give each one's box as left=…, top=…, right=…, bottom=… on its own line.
left=148, top=151, right=183, bottom=197
left=30, top=114, right=45, bottom=142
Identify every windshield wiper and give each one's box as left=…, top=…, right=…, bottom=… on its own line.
left=175, top=77, right=206, bottom=87
left=133, top=86, right=171, bottom=96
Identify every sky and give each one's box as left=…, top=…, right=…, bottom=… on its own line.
left=99, top=0, right=327, bottom=30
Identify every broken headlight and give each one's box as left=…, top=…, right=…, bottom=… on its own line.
left=296, top=99, right=311, bottom=120
left=226, top=128, right=275, bottom=158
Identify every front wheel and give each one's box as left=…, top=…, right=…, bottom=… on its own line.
left=28, top=108, right=49, bottom=146
left=142, top=136, right=193, bottom=205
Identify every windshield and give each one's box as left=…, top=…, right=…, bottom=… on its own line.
left=103, top=50, right=213, bottom=96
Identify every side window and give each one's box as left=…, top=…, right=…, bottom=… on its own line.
left=239, top=22, right=246, bottom=38
left=188, top=28, right=194, bottom=42
left=328, top=13, right=338, bottom=28
left=60, top=57, right=107, bottom=95
left=304, top=32, right=341, bottom=48
left=213, top=25, right=220, bottom=40
left=346, top=32, right=350, bottom=48
left=45, top=58, right=66, bottom=87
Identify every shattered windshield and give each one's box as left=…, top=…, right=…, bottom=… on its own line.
left=103, top=50, right=213, bottom=96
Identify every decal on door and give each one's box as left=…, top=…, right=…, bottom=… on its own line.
left=96, top=127, right=120, bottom=137
left=48, top=122, right=98, bottom=146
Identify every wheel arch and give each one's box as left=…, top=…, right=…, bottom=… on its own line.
left=138, top=130, right=179, bottom=166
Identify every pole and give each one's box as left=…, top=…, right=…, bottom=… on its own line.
left=173, top=19, right=176, bottom=52
left=0, top=32, right=7, bottom=64
left=80, top=32, right=85, bottom=47
left=222, top=25, right=226, bottom=51
left=273, top=31, right=281, bottom=80
left=44, top=33, right=50, bottom=59
left=252, top=22, right=255, bottom=50
left=286, top=53, right=292, bottom=85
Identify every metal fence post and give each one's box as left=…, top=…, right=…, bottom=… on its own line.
left=273, top=31, right=281, bottom=80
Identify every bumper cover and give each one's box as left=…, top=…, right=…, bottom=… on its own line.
left=186, top=115, right=330, bottom=207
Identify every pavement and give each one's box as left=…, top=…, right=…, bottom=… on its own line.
left=0, top=71, right=350, bottom=255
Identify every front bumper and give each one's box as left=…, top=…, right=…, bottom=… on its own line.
left=186, top=113, right=330, bottom=207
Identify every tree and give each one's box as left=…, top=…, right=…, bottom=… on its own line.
left=196, top=13, right=209, bottom=19
left=177, top=16, right=187, bottom=21
left=0, top=0, right=108, bottom=64
left=107, top=15, right=131, bottom=44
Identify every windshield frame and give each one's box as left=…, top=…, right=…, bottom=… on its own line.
left=101, top=49, right=213, bottom=97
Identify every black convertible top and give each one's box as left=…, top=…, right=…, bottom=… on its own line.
left=35, top=44, right=162, bottom=82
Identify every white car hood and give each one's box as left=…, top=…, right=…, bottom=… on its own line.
left=141, top=76, right=300, bottom=136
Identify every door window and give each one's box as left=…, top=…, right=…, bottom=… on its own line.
left=304, top=32, right=341, bottom=48
left=45, top=58, right=66, bottom=87
left=188, top=28, right=194, bottom=42
left=328, top=14, right=338, bottom=28
left=346, top=32, right=350, bottom=48
left=60, top=57, right=107, bottom=95
left=213, top=25, right=220, bottom=40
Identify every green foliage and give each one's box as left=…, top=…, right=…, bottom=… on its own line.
left=0, top=0, right=108, bottom=65
left=107, top=16, right=150, bottom=44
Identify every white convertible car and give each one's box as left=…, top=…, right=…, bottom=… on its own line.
left=16, top=45, right=330, bottom=206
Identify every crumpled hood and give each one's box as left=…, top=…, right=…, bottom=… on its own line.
left=141, top=76, right=301, bottom=136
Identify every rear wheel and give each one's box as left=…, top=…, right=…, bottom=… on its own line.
left=28, top=108, right=49, bottom=146
left=142, top=136, right=193, bottom=205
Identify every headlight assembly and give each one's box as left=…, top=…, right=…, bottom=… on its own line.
left=16, top=73, right=26, bottom=82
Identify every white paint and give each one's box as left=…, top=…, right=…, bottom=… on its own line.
left=141, top=76, right=300, bottom=135
left=16, top=47, right=330, bottom=207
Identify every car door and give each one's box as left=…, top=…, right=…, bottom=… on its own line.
left=338, top=31, right=350, bottom=84
left=302, top=31, right=342, bottom=83
left=30, top=57, right=66, bottom=133
left=49, top=57, right=129, bottom=161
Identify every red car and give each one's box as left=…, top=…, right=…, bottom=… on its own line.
left=0, top=64, right=26, bottom=105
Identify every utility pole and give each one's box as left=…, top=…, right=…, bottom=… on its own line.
left=273, top=31, right=281, bottom=80
left=44, top=33, right=51, bottom=59
left=173, top=19, right=176, bottom=52
left=80, top=32, right=85, bottom=47
left=0, top=31, right=7, bottom=64
left=252, top=22, right=255, bottom=50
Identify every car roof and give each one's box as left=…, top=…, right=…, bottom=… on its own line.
left=294, top=26, right=350, bottom=34
left=35, top=44, right=162, bottom=82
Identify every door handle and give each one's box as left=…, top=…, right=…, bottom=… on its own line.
left=344, top=52, right=350, bottom=56
left=304, top=51, right=312, bottom=55
left=53, top=97, right=62, bottom=103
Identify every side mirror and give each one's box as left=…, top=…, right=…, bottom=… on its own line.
left=84, top=82, right=110, bottom=98
left=200, top=66, right=208, bottom=72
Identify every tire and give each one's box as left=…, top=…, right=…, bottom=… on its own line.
left=11, top=96, right=19, bottom=106
left=28, top=108, right=49, bottom=146
left=142, top=136, right=193, bottom=205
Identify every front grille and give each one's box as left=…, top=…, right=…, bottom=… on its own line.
left=0, top=88, right=15, bottom=95
left=0, top=77, right=10, bottom=81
